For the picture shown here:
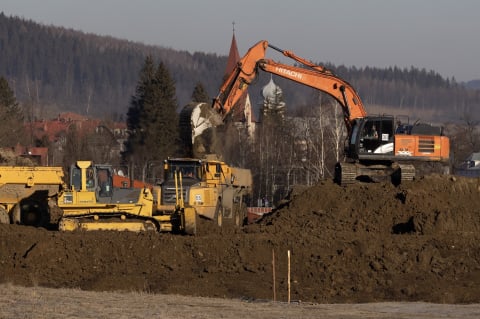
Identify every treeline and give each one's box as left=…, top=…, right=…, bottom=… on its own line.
left=0, top=13, right=479, bottom=123
left=332, top=64, right=479, bottom=122
left=0, top=13, right=225, bottom=120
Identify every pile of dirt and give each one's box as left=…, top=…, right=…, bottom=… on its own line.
left=1, top=174, right=479, bottom=303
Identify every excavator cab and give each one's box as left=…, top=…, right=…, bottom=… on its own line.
left=349, top=116, right=396, bottom=157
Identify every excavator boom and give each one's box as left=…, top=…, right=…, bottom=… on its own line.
left=212, top=40, right=367, bottom=134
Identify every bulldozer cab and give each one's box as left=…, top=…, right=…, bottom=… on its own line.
left=70, top=161, right=113, bottom=198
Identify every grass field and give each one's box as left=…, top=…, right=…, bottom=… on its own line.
left=1, top=284, right=480, bottom=319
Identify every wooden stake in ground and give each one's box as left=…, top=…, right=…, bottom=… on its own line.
left=287, top=250, right=291, bottom=304
left=272, top=248, right=276, bottom=302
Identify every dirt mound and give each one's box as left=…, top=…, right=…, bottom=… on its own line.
left=1, top=175, right=480, bottom=303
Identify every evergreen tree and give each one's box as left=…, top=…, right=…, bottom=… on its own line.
left=123, top=56, right=179, bottom=181
left=0, top=76, right=26, bottom=147
left=191, top=81, right=210, bottom=103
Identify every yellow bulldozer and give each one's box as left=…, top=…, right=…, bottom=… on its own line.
left=57, top=161, right=196, bottom=234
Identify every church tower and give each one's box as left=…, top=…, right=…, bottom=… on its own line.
left=224, top=24, right=255, bottom=138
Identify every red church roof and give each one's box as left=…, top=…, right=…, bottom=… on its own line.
left=225, top=33, right=241, bottom=77
left=225, top=31, right=250, bottom=123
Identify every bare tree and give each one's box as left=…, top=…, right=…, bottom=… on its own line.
left=330, top=100, right=346, bottom=163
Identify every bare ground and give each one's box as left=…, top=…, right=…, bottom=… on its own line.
left=1, top=174, right=480, bottom=317
left=1, top=284, right=480, bottom=319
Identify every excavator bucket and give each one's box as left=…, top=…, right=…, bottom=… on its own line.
left=179, top=102, right=224, bottom=158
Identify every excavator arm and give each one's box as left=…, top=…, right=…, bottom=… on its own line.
left=212, top=40, right=367, bottom=133
left=213, top=41, right=269, bottom=116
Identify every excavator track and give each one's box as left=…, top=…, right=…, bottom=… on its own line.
left=336, top=162, right=417, bottom=186
left=398, top=164, right=416, bottom=182
left=334, top=162, right=357, bottom=186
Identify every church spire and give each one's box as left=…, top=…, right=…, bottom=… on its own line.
left=225, top=22, right=240, bottom=76
left=222, top=24, right=255, bottom=127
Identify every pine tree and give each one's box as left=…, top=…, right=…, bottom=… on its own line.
left=0, top=76, right=26, bottom=147
left=191, top=81, right=210, bottom=103
left=123, top=56, right=179, bottom=181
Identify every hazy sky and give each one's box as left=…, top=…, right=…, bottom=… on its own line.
left=2, top=0, right=479, bottom=82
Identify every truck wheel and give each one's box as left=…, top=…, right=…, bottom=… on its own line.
left=12, top=200, right=49, bottom=227
left=11, top=204, right=21, bottom=224
left=0, top=207, right=9, bottom=224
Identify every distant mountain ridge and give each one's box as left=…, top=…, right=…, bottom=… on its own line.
left=465, top=79, right=480, bottom=89
left=0, top=13, right=479, bottom=122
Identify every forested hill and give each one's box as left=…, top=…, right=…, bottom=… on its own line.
left=1, top=13, right=478, bottom=122
left=0, top=13, right=226, bottom=120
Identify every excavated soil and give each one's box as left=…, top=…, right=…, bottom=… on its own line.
left=1, top=174, right=480, bottom=303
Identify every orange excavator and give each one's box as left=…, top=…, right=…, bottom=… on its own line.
left=211, top=40, right=450, bottom=184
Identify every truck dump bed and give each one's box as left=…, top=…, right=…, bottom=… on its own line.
left=0, top=166, right=64, bottom=226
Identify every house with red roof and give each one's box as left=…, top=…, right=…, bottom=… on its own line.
left=23, top=113, right=128, bottom=166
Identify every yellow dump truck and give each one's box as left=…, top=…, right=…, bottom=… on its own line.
left=0, top=165, right=64, bottom=227
left=58, top=161, right=196, bottom=234
left=155, top=155, right=252, bottom=227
